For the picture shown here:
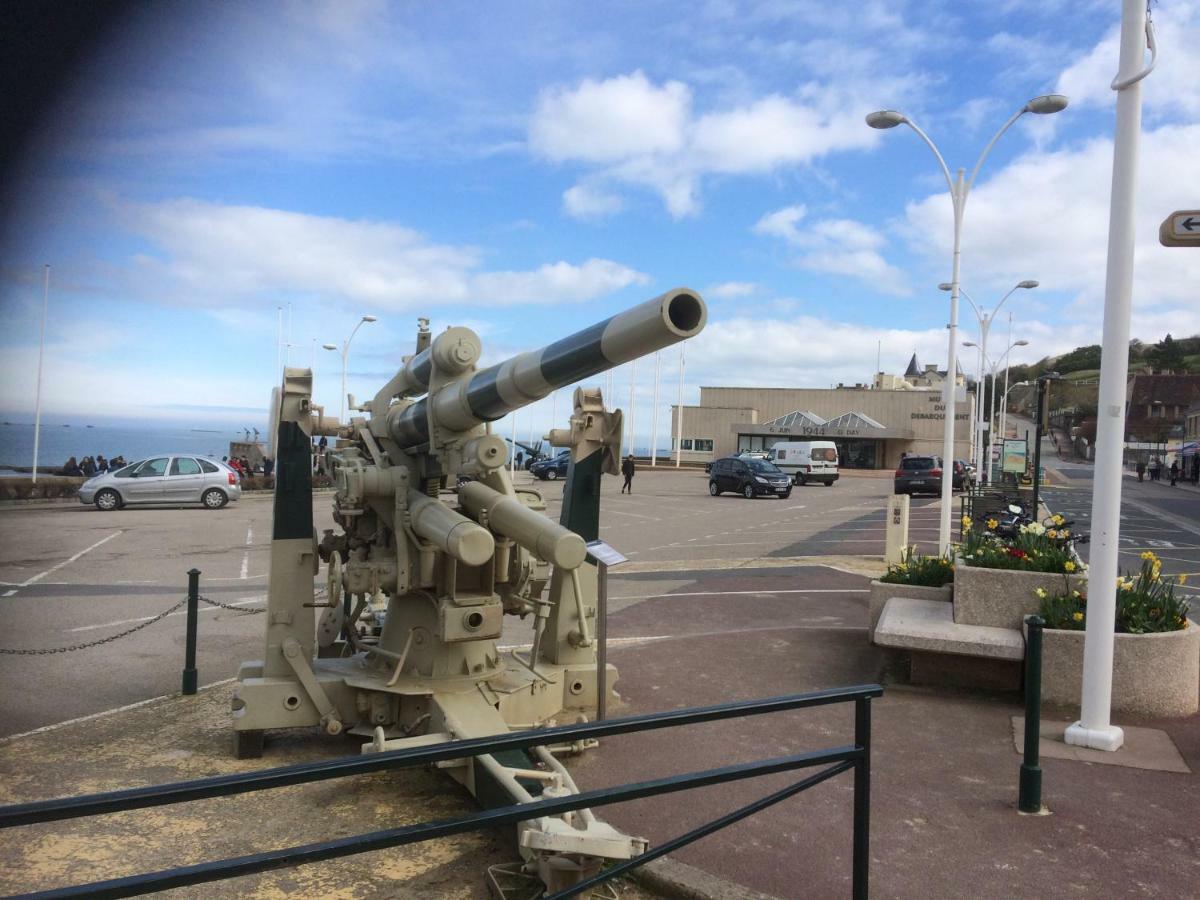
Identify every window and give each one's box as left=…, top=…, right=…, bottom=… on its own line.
left=693, top=439, right=714, bottom=452
left=198, top=459, right=219, bottom=473
left=135, top=458, right=169, bottom=477
left=680, top=439, right=694, bottom=450
left=169, top=457, right=202, bottom=476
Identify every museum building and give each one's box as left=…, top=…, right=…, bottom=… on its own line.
left=669, top=356, right=975, bottom=470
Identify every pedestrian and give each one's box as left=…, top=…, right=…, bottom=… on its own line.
left=80, top=456, right=96, bottom=477
left=1136, top=460, right=1145, bottom=482
left=1150, top=457, right=1161, bottom=481
left=1169, top=460, right=1179, bottom=486
left=263, top=457, right=274, bottom=478
left=621, top=454, right=635, bottom=494
left=516, top=451, right=524, bottom=469
left=61, top=456, right=82, bottom=476
left=96, top=454, right=108, bottom=473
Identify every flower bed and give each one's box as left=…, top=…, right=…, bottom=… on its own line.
left=1039, top=623, right=1199, bottom=717
left=957, top=515, right=1079, bottom=574
left=954, top=566, right=1085, bottom=630
left=1037, top=554, right=1197, bottom=716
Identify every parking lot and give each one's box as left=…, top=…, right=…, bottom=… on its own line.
left=0, top=469, right=937, bottom=738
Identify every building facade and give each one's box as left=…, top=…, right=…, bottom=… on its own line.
left=671, top=384, right=974, bottom=469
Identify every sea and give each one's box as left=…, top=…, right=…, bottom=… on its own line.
left=0, top=421, right=262, bottom=474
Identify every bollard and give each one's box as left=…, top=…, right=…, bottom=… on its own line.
left=182, top=568, right=200, bottom=695
left=1018, top=614, right=1044, bottom=813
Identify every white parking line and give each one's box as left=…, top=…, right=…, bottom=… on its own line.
left=2, top=531, right=123, bottom=598
left=240, top=523, right=253, bottom=579
left=68, top=595, right=265, bottom=632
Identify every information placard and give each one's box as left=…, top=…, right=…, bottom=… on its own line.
left=586, top=540, right=628, bottom=567
left=1002, top=438, right=1028, bottom=475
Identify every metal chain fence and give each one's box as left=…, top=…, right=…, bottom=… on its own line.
left=199, top=596, right=265, bottom=614
left=0, top=597, right=189, bottom=655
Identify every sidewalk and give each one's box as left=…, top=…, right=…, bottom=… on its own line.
left=2, top=561, right=1197, bottom=898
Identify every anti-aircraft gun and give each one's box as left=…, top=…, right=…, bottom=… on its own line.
left=232, top=288, right=706, bottom=893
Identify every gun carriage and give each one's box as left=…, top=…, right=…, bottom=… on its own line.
left=233, top=288, right=706, bottom=893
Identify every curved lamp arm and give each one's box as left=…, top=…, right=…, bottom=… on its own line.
left=899, top=118, right=957, bottom=199
left=965, top=105, right=1028, bottom=196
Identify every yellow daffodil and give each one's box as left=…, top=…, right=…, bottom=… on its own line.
left=1072, top=611, right=1083, bottom=622
left=1052, top=514, right=1065, bottom=526
left=1035, top=587, right=1047, bottom=598
left=1141, top=551, right=1156, bottom=561
left=986, top=518, right=999, bottom=530
left=1046, top=528, right=1058, bottom=539
left=961, top=515, right=972, bottom=529
left=1178, top=574, right=1188, bottom=585
left=1064, top=561, right=1076, bottom=573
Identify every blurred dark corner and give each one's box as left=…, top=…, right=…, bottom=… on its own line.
left=0, top=1, right=136, bottom=217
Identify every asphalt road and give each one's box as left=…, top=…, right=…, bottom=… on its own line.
left=4, top=450, right=1192, bottom=741
left=0, top=469, right=931, bottom=739
left=1031, top=430, right=1200, bottom=608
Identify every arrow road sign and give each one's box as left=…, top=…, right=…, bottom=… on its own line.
left=1160, top=209, right=1200, bottom=247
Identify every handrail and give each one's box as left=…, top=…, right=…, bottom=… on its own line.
left=0, top=684, right=882, bottom=828
left=0, top=684, right=883, bottom=900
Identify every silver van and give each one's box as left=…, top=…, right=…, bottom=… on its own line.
left=78, top=455, right=243, bottom=510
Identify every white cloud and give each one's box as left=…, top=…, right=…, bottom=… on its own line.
left=473, top=259, right=650, bottom=305
left=900, top=124, right=1200, bottom=312
left=562, top=183, right=625, bottom=219
left=531, top=72, right=881, bottom=218
left=118, top=198, right=648, bottom=309
left=530, top=71, right=691, bottom=163
left=705, top=281, right=760, bottom=299
left=1056, top=2, right=1200, bottom=121
left=753, top=205, right=909, bottom=294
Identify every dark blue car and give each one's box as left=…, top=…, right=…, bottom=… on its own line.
left=530, top=450, right=570, bottom=480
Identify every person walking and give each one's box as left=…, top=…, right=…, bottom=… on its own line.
left=1136, top=459, right=1146, bottom=482
left=515, top=451, right=524, bottom=469
left=1169, top=460, right=1179, bottom=486
left=620, top=454, right=635, bottom=494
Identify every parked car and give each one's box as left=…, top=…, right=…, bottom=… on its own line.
left=530, top=450, right=570, bottom=480
left=708, top=456, right=792, bottom=499
left=78, top=455, right=243, bottom=510
left=893, top=455, right=944, bottom=496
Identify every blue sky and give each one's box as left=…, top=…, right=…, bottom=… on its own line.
left=2, top=0, right=1198, bottom=448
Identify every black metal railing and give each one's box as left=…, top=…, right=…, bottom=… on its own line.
left=0, top=684, right=882, bottom=900
left=958, top=487, right=1028, bottom=538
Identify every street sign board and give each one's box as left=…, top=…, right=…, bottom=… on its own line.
left=1159, top=210, right=1200, bottom=247
left=1002, top=438, right=1028, bottom=475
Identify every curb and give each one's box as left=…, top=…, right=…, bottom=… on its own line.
left=630, top=856, right=784, bottom=900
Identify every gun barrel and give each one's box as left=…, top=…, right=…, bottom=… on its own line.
left=458, top=481, right=586, bottom=569
left=387, top=288, right=705, bottom=448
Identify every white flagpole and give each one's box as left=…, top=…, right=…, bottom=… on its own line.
left=627, top=360, right=637, bottom=458
left=32, top=265, right=49, bottom=485
left=650, top=351, right=661, bottom=466
left=674, top=343, right=686, bottom=467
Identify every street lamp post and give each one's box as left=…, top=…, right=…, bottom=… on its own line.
left=941, top=281, right=1039, bottom=479
left=964, top=338, right=1030, bottom=485
left=323, top=315, right=378, bottom=423
left=869, top=93, right=1067, bottom=553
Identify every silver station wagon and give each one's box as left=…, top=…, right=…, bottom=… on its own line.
left=78, top=455, right=243, bottom=510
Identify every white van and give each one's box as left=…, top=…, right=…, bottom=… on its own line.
left=769, top=441, right=839, bottom=486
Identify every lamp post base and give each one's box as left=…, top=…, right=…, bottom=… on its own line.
left=1064, top=721, right=1124, bottom=752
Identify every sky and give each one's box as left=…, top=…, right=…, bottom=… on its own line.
left=1, top=0, right=1198, bottom=448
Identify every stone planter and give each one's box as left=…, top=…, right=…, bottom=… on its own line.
left=868, top=580, right=952, bottom=641
left=953, top=565, right=1085, bottom=630
left=1038, top=621, right=1200, bottom=717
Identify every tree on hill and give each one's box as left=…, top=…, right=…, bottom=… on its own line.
left=1053, top=344, right=1101, bottom=374
left=1147, top=334, right=1186, bottom=373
